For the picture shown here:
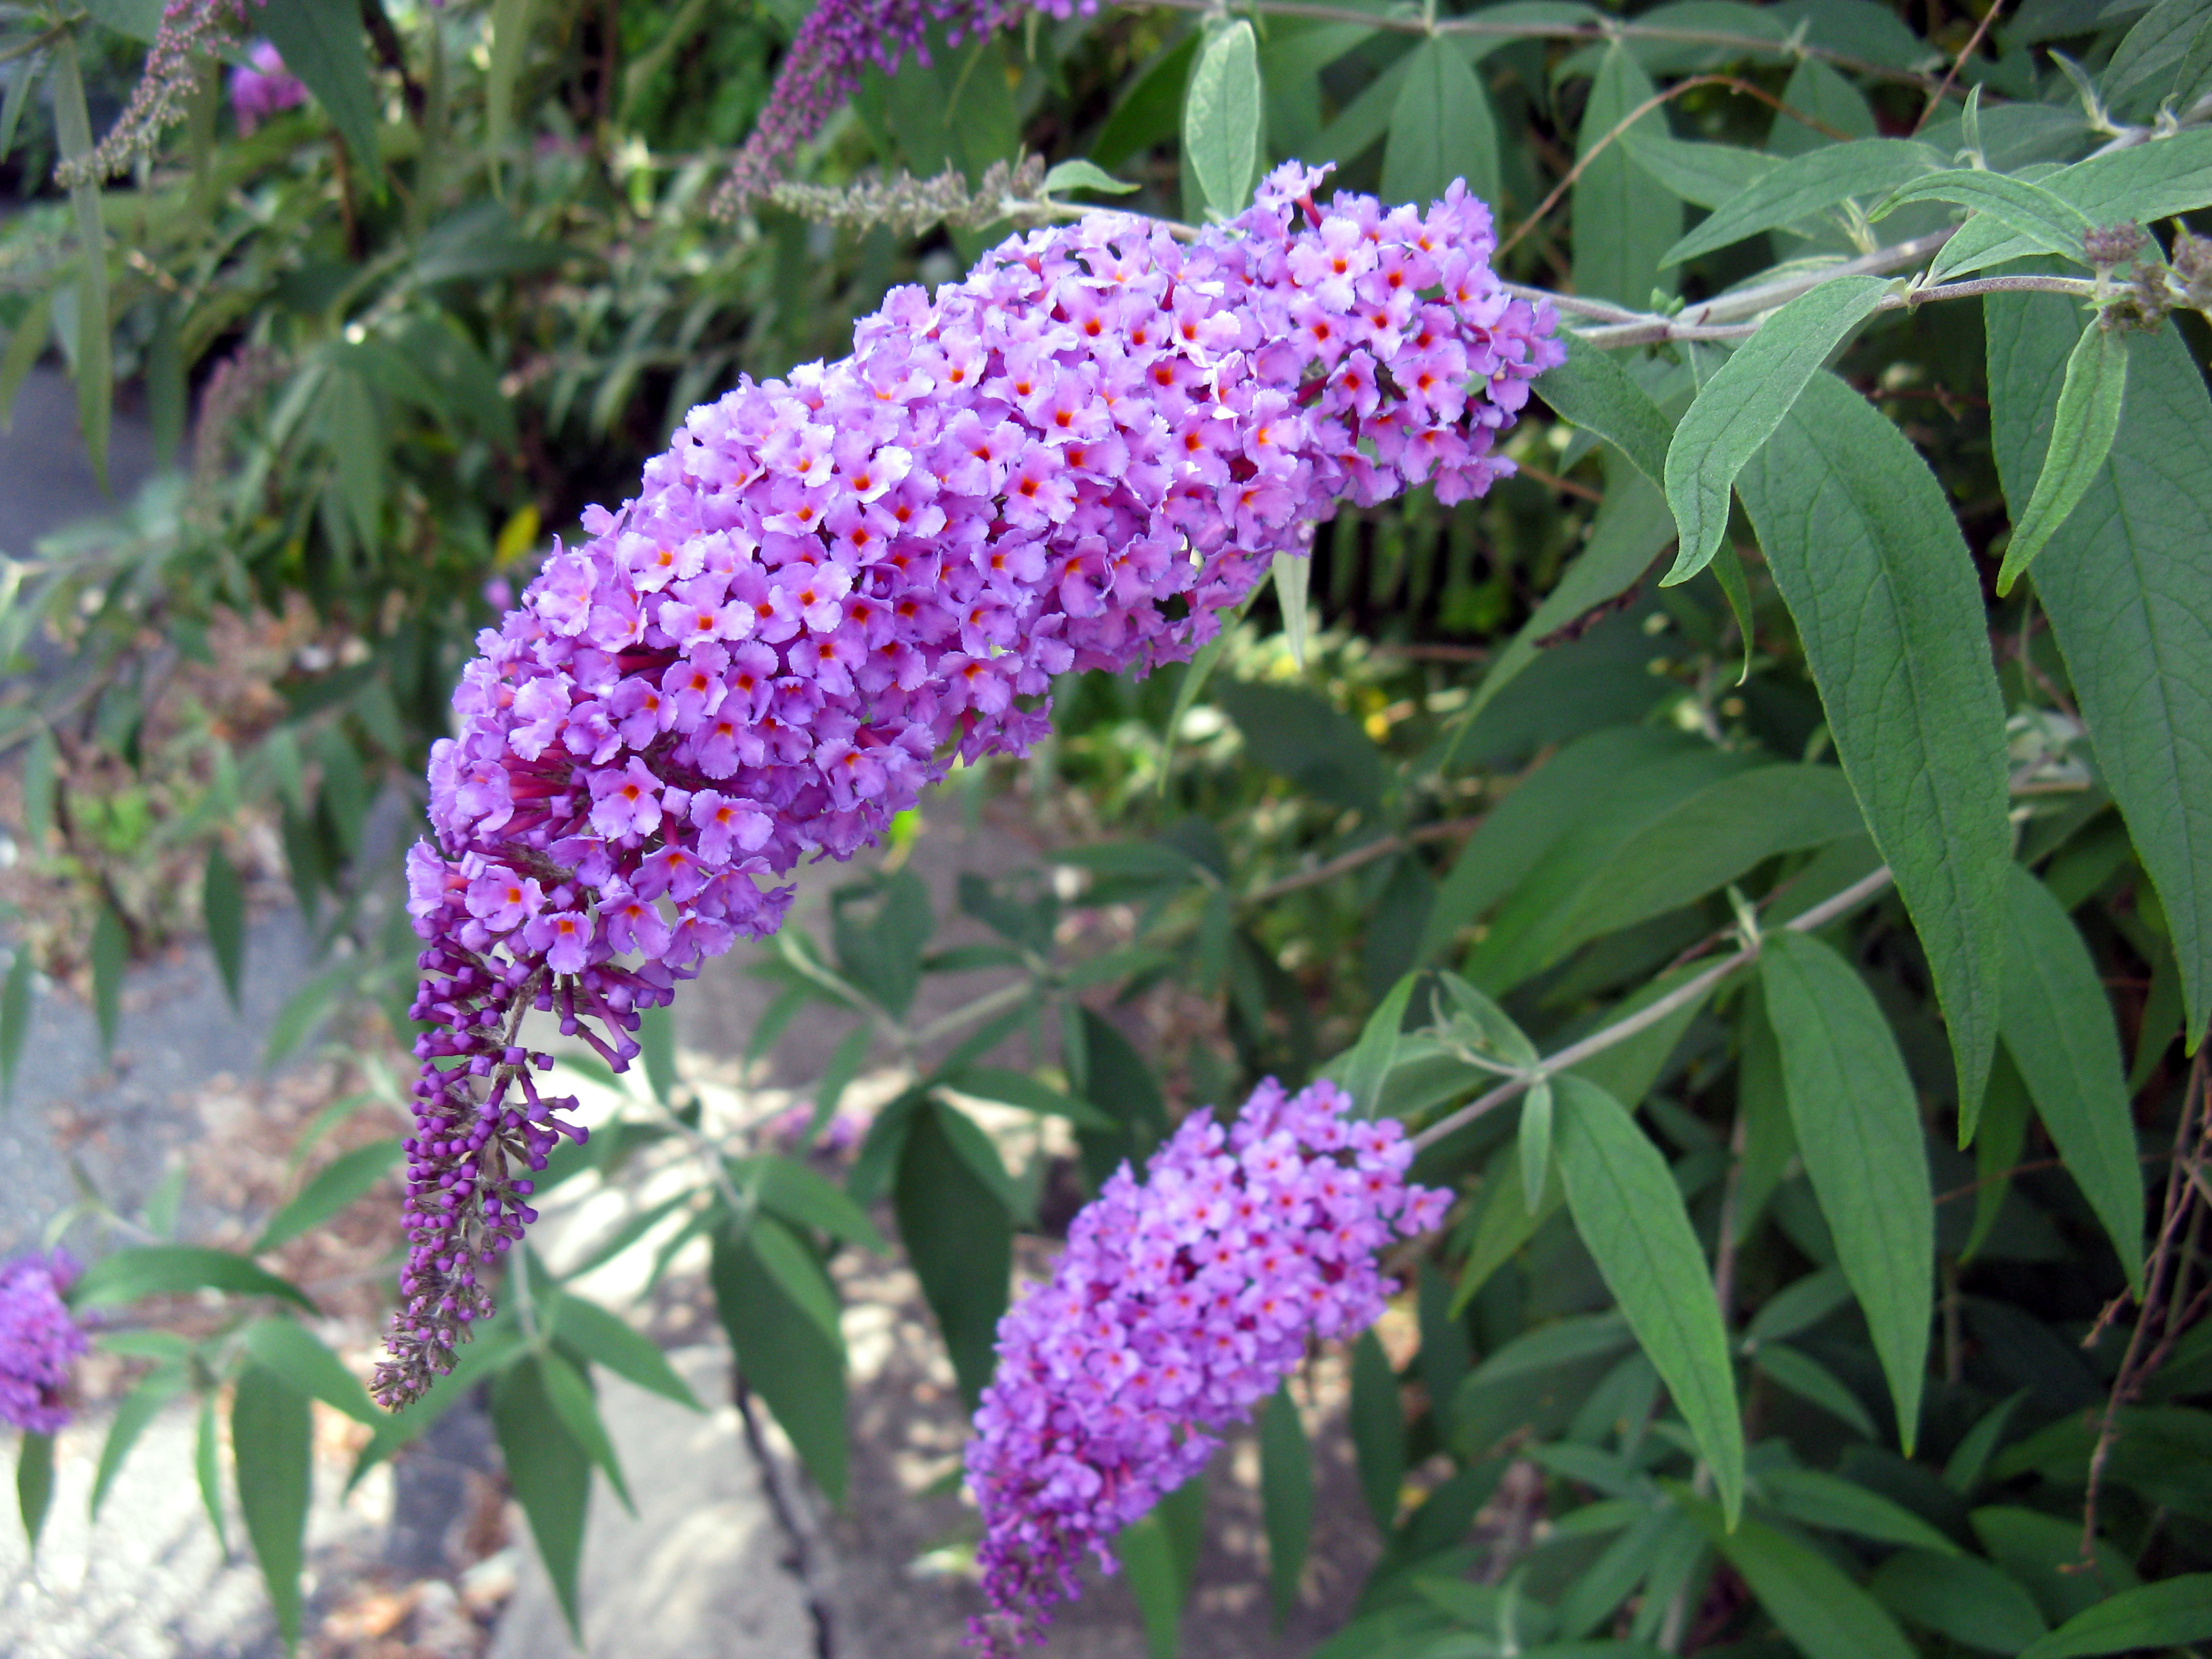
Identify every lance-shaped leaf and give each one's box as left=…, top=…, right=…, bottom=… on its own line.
left=1870, top=169, right=2095, bottom=263
left=1996, top=322, right=2129, bottom=596
left=1936, top=127, right=2212, bottom=278
left=546, top=1292, right=703, bottom=1412
left=241, top=1318, right=380, bottom=1425
left=710, top=1223, right=848, bottom=1504
left=256, top=1139, right=402, bottom=1252
left=893, top=1100, right=1011, bottom=1409
left=1662, top=275, right=1891, bottom=583
left=2017, top=1574, right=2212, bottom=1659
left=71, top=1246, right=316, bottom=1313
left=1871, top=1549, right=2050, bottom=1654
left=489, top=1354, right=592, bottom=1636
left=1535, top=331, right=1675, bottom=487
left=1760, top=931, right=1933, bottom=1452
left=1988, top=296, right=2212, bottom=1043
left=1184, top=20, right=1263, bottom=220
left=1271, top=548, right=1311, bottom=666
left=1663, top=139, right=1943, bottom=266
left=1337, top=970, right=1420, bottom=1120
left=18, top=1430, right=53, bottom=1551
left=1736, top=370, right=2010, bottom=1109
left=1999, top=865, right=2146, bottom=1292
left=259, top=0, right=382, bottom=185
left=1680, top=1495, right=1919, bottom=1659
left=1348, top=1329, right=1404, bottom=1530
left=232, top=1362, right=314, bottom=1652
left=203, top=845, right=246, bottom=1010
left=1554, top=1076, right=1744, bottom=1520
left=1259, top=1386, right=1313, bottom=1626
left=51, top=41, right=109, bottom=493
left=1574, top=45, right=1679, bottom=306
left=1382, top=37, right=1499, bottom=210
left=91, top=1360, right=188, bottom=1516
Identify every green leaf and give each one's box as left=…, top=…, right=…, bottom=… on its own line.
left=1, top=949, right=32, bottom=1105
left=487, top=0, right=537, bottom=159
left=1745, top=1266, right=1852, bottom=1347
left=1259, top=1385, right=1312, bottom=1626
left=546, top=1292, right=701, bottom=1411
left=746, top=1214, right=845, bottom=1353
left=0, top=289, right=50, bottom=433
left=259, top=0, right=383, bottom=184
left=52, top=39, right=108, bottom=495
left=1681, top=1495, right=1919, bottom=1659
left=1872, top=170, right=2095, bottom=265
left=1554, top=1076, right=1744, bottom=1520
left=1760, top=931, right=1933, bottom=1452
left=2017, top=1574, right=2212, bottom=1659
left=1663, top=139, right=1943, bottom=267
left=1070, top=1007, right=1170, bottom=1183
left=1998, top=866, right=2145, bottom=1288
left=1042, top=158, right=1139, bottom=197
left=1940, top=128, right=2212, bottom=279
left=1183, top=19, right=1263, bottom=220
left=1736, top=371, right=2011, bottom=1107
left=1448, top=1146, right=1565, bottom=1314
left=91, top=1361, right=187, bottom=1516
left=1214, top=680, right=1386, bottom=818
left=91, top=900, right=125, bottom=1058
left=710, top=1225, right=847, bottom=1503
left=1349, top=1328, right=1403, bottom=1531
left=1871, top=1551, right=2050, bottom=1655
left=256, top=1139, right=401, bottom=1252
left=1988, top=295, right=2212, bottom=1044
left=538, top=1348, right=632, bottom=1515
left=240, top=1319, right=378, bottom=1426
left=1622, top=126, right=1782, bottom=207
left=17, top=1429, right=53, bottom=1550
left=0, top=52, right=38, bottom=169
left=1536, top=333, right=1676, bottom=487
left=1094, top=31, right=1199, bottom=171
left=71, top=1246, right=316, bottom=1313
left=1574, top=45, right=1679, bottom=306
left=1272, top=548, right=1311, bottom=667
left=194, top=1394, right=226, bottom=1552
left=490, top=1355, right=592, bottom=1636
left=1996, top=323, right=2129, bottom=598
left=1454, top=465, right=1677, bottom=742
left=1755, top=1342, right=1879, bottom=1439
left=1462, top=747, right=1752, bottom=994
left=1518, top=1079, right=1555, bottom=1217
left=733, top=1153, right=888, bottom=1253
left=1382, top=37, right=1498, bottom=211
left=2103, top=0, right=2212, bottom=112
left=202, top=845, right=246, bottom=1010
left=945, top=1067, right=1115, bottom=1132
left=1120, top=1477, right=1206, bottom=1659
left=1341, top=970, right=1420, bottom=1120
left=232, top=1362, right=313, bottom=1652
left=1421, top=726, right=1698, bottom=964
left=1968, top=1050, right=2034, bottom=1263
left=1662, top=275, right=1893, bottom=583
left=893, top=1100, right=1010, bottom=1409
left=1945, top=1390, right=2028, bottom=1495
left=1759, top=1467, right=1961, bottom=1555
left=1553, top=764, right=1868, bottom=947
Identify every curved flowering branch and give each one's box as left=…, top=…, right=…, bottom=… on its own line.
left=377, top=163, right=1561, bottom=1408
left=712, top=0, right=1080, bottom=217
left=965, top=1078, right=1448, bottom=1654
left=58, top=0, right=261, bottom=188
left=1, top=1252, right=88, bottom=1433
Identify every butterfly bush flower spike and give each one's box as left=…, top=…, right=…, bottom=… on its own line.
left=380, top=163, right=1557, bottom=1408
left=0, top=1252, right=89, bottom=1434
left=964, top=1078, right=1451, bottom=1654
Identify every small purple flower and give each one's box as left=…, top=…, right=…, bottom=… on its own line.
left=962, top=1079, right=1450, bottom=1653
left=376, top=165, right=1555, bottom=1410
left=228, top=41, right=305, bottom=136
left=0, top=1252, right=89, bottom=1435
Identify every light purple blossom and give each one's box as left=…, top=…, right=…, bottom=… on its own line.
left=963, top=1078, right=1450, bottom=1653
left=377, top=164, right=1557, bottom=1409
left=228, top=41, right=306, bottom=135
left=0, top=1252, right=88, bottom=1435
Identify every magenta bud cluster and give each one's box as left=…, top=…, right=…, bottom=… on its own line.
left=962, top=1078, right=1450, bottom=1654
left=0, top=1250, right=88, bottom=1435
left=228, top=41, right=305, bottom=135
left=379, top=163, right=1556, bottom=1406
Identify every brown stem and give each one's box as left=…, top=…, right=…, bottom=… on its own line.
left=1912, top=0, right=2007, bottom=137
left=361, top=0, right=426, bottom=124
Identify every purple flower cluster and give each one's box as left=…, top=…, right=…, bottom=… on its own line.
left=1, top=1252, right=87, bottom=1435
left=963, top=1078, right=1449, bottom=1653
left=715, top=0, right=1082, bottom=213
left=377, top=163, right=1556, bottom=1408
left=229, top=42, right=306, bottom=136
